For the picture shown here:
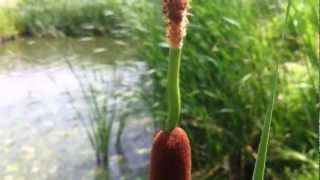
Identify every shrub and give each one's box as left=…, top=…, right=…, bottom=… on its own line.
left=0, top=8, right=17, bottom=35
left=15, top=0, right=126, bottom=37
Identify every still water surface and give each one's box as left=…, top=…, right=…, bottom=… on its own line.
left=0, top=37, right=153, bottom=180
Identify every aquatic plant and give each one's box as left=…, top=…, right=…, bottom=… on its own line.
left=252, top=2, right=309, bottom=180
left=149, top=0, right=192, bottom=180
left=150, top=127, right=191, bottom=180
left=141, top=0, right=318, bottom=179
left=65, top=61, right=115, bottom=169
left=65, top=60, right=147, bottom=179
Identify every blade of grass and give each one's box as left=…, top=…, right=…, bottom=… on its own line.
left=252, top=63, right=278, bottom=180
left=252, top=1, right=291, bottom=179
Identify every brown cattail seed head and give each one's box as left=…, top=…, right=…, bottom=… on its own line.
left=149, top=127, right=192, bottom=180
left=163, top=0, right=190, bottom=48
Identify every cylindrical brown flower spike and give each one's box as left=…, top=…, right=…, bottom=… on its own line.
left=150, top=127, right=191, bottom=180
left=163, top=0, right=190, bottom=48
left=149, top=0, right=191, bottom=180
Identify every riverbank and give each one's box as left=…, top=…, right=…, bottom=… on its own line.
left=0, top=0, right=145, bottom=38
left=0, top=35, right=15, bottom=44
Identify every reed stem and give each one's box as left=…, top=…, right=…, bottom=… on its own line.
left=165, top=48, right=182, bottom=131
left=252, top=63, right=278, bottom=180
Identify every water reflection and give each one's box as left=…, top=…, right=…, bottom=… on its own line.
left=0, top=38, right=153, bottom=180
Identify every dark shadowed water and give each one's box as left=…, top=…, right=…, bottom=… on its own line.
left=0, top=37, right=154, bottom=180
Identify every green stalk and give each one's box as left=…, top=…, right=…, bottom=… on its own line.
left=165, top=48, right=182, bottom=131
left=252, top=63, right=278, bottom=180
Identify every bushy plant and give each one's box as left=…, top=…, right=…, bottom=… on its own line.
left=15, top=0, right=126, bottom=37
left=0, top=8, right=17, bottom=35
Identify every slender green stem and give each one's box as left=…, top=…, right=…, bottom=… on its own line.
left=165, top=48, right=182, bottom=131
left=252, top=63, right=278, bottom=180
left=252, top=1, right=291, bottom=179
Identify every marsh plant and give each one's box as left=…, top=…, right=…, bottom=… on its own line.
left=64, top=59, right=147, bottom=179
left=150, top=1, right=192, bottom=180
left=14, top=0, right=127, bottom=37
left=138, top=0, right=318, bottom=179
left=65, top=61, right=116, bottom=169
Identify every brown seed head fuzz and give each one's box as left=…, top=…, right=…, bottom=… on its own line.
left=149, top=127, right=192, bottom=180
left=163, top=0, right=190, bottom=48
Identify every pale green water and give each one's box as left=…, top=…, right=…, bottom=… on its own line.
left=0, top=37, right=153, bottom=180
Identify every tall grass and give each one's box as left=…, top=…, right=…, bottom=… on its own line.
left=65, top=61, right=115, bottom=168
left=0, top=0, right=147, bottom=37
left=0, top=8, right=17, bottom=35
left=136, top=0, right=318, bottom=179
left=252, top=1, right=291, bottom=179
left=62, top=59, right=147, bottom=179
left=13, top=0, right=127, bottom=37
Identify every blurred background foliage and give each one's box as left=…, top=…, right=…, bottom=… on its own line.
left=1, top=0, right=131, bottom=37
left=0, top=7, right=17, bottom=35
left=0, top=0, right=318, bottom=179
left=16, top=0, right=129, bottom=37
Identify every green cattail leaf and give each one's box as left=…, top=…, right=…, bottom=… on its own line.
left=252, top=1, right=292, bottom=180
left=252, top=64, right=278, bottom=180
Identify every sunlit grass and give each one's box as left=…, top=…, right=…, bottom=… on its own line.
left=252, top=1, right=291, bottom=179
left=0, top=0, right=18, bottom=8
left=0, top=0, right=126, bottom=37
left=0, top=8, right=17, bottom=35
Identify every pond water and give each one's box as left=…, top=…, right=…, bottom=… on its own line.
left=0, top=37, right=154, bottom=180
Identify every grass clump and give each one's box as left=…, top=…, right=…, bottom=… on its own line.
left=65, top=61, right=114, bottom=168
left=137, top=0, right=318, bottom=179
left=14, top=0, right=127, bottom=37
left=0, top=8, right=17, bottom=35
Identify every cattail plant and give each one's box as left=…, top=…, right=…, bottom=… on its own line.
left=149, top=0, right=191, bottom=180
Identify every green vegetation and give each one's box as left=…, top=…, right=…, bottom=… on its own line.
left=0, top=8, right=17, bottom=35
left=166, top=48, right=182, bottom=131
left=66, top=61, right=114, bottom=169
left=0, top=0, right=133, bottom=37
left=15, top=0, right=127, bottom=37
left=0, top=0, right=317, bottom=179
left=65, top=59, right=146, bottom=179
left=138, top=0, right=318, bottom=179
left=252, top=2, right=291, bottom=179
